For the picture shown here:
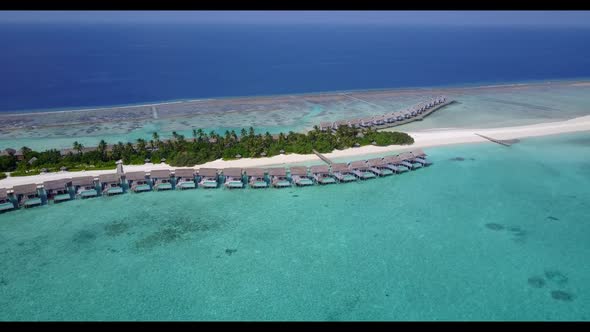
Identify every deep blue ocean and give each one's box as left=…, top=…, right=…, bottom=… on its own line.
left=1, top=23, right=590, bottom=112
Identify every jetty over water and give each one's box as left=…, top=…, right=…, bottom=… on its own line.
left=474, top=133, right=520, bottom=147
left=0, top=149, right=432, bottom=213
left=319, top=96, right=455, bottom=132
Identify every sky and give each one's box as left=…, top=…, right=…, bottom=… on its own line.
left=0, top=11, right=589, bottom=26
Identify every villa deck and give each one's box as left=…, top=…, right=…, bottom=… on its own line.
left=174, top=168, right=196, bottom=190
left=245, top=168, right=268, bottom=188
left=223, top=168, right=244, bottom=189
left=99, top=174, right=123, bottom=196
left=198, top=168, right=219, bottom=188
left=43, top=178, right=72, bottom=203
left=267, top=167, right=291, bottom=188
left=72, top=176, right=98, bottom=198
left=150, top=169, right=173, bottom=191
left=126, top=171, right=152, bottom=193
left=289, top=166, right=314, bottom=187
left=13, top=183, right=42, bottom=208
left=330, top=163, right=357, bottom=183
left=310, top=165, right=337, bottom=185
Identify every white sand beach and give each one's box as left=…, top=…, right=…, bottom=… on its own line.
left=2, top=115, right=590, bottom=188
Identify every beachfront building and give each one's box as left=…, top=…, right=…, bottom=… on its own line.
left=289, top=166, right=314, bottom=186
left=366, top=158, right=394, bottom=176
left=382, top=155, right=409, bottom=173
left=245, top=168, right=268, bottom=188
left=223, top=168, right=244, bottom=189
left=198, top=168, right=219, bottom=188
left=13, top=183, right=42, bottom=208
left=43, top=179, right=73, bottom=203
left=71, top=176, right=98, bottom=198
left=150, top=169, right=173, bottom=191
left=398, top=152, right=423, bottom=170
left=125, top=171, right=152, bottom=193
left=0, top=188, right=15, bottom=212
left=310, top=165, right=336, bottom=185
left=411, top=148, right=433, bottom=166
left=174, top=168, right=196, bottom=190
left=348, top=160, right=377, bottom=180
left=330, top=163, right=357, bottom=183
left=267, top=167, right=291, bottom=188
left=99, top=174, right=123, bottom=196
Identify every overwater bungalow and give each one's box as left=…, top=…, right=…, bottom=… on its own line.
left=125, top=171, right=152, bottom=193
left=373, top=116, right=386, bottom=126
left=360, top=118, right=374, bottom=128
left=310, top=165, right=336, bottom=185
left=385, top=114, right=397, bottom=124
left=366, top=158, right=394, bottom=176
left=349, top=118, right=362, bottom=129
left=319, top=122, right=333, bottom=131
left=393, top=112, right=405, bottom=121
left=150, top=169, right=173, bottom=191
left=411, top=148, right=433, bottom=166
left=13, top=183, right=42, bottom=208
left=289, top=166, right=314, bottom=186
left=348, top=160, right=377, bottom=180
left=71, top=176, right=98, bottom=198
left=398, top=152, right=423, bottom=170
left=223, top=168, right=244, bottom=189
left=245, top=168, right=268, bottom=188
left=198, top=168, right=219, bottom=188
left=382, top=155, right=409, bottom=173
left=174, top=168, right=197, bottom=190
left=99, top=174, right=123, bottom=196
left=334, top=119, right=350, bottom=129
left=267, top=167, right=291, bottom=188
left=43, top=179, right=72, bottom=203
left=0, top=188, right=15, bottom=212
left=330, top=163, right=357, bottom=183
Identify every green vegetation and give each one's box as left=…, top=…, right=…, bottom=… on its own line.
left=0, top=126, right=413, bottom=176
left=0, top=172, right=6, bottom=180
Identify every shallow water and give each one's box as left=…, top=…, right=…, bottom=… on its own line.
left=2, top=80, right=590, bottom=151
left=0, top=131, right=589, bottom=321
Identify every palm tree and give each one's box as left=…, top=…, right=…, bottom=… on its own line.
left=192, top=129, right=198, bottom=142
left=97, top=140, right=107, bottom=160
left=152, top=132, right=160, bottom=143
left=72, top=141, right=83, bottom=154
left=196, top=129, right=204, bottom=141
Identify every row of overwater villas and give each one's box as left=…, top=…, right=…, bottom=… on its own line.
left=319, top=96, right=448, bottom=131
left=0, top=149, right=431, bottom=212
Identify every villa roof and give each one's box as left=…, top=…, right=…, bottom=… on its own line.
left=245, top=168, right=266, bottom=177
left=412, top=148, right=427, bottom=157
left=222, top=168, right=243, bottom=177
left=330, top=163, right=349, bottom=172
left=267, top=167, right=286, bottom=176
left=319, top=122, right=333, bottom=128
left=149, top=169, right=171, bottom=179
left=383, top=155, right=402, bottom=164
left=289, top=166, right=308, bottom=176
left=349, top=160, right=369, bottom=169
left=125, top=171, right=146, bottom=181
left=398, top=152, right=415, bottom=161
left=99, top=173, right=121, bottom=184
left=13, top=183, right=38, bottom=195
left=198, top=168, right=218, bottom=177
left=310, top=165, right=330, bottom=174
left=71, top=176, right=95, bottom=187
left=349, top=118, right=362, bottom=125
left=43, top=178, right=72, bottom=190
left=367, top=158, right=386, bottom=167
left=173, top=168, right=195, bottom=178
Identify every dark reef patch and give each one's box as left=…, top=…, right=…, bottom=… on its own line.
left=104, top=222, right=130, bottom=237
left=545, top=270, right=568, bottom=285
left=485, top=223, right=505, bottom=231
left=292, top=194, right=299, bottom=198
left=0, top=278, right=7, bottom=286
left=551, top=290, right=574, bottom=302
left=72, top=230, right=97, bottom=244
left=450, top=157, right=465, bottom=161
left=133, top=214, right=227, bottom=251
left=547, top=216, right=560, bottom=221
left=527, top=276, right=546, bottom=288
left=135, top=228, right=182, bottom=250
left=225, top=249, right=238, bottom=256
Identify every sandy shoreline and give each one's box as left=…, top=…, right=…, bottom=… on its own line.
left=2, top=115, right=590, bottom=188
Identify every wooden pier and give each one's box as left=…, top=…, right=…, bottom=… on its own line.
left=474, top=133, right=518, bottom=147
left=313, top=149, right=333, bottom=165
left=370, top=99, right=456, bottom=130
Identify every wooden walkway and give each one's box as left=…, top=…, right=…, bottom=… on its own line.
left=474, top=133, right=518, bottom=147
left=370, top=100, right=456, bottom=130
left=313, top=149, right=333, bottom=165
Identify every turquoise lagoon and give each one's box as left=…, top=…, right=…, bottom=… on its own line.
left=0, top=131, right=589, bottom=321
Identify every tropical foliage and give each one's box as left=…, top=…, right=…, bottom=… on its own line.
left=0, top=126, right=413, bottom=175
